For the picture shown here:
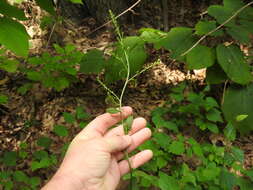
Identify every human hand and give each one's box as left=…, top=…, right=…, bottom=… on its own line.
left=42, top=106, right=153, bottom=190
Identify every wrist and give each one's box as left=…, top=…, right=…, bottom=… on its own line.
left=41, top=170, right=84, bottom=190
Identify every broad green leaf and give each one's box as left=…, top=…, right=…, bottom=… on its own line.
left=54, top=77, right=70, bottom=91
left=226, top=26, right=251, bottom=44
left=35, top=0, right=55, bottom=15
left=76, top=107, right=89, bottom=120
left=196, top=163, right=221, bottom=182
left=123, top=116, right=133, bottom=134
left=223, top=0, right=244, bottom=12
left=26, top=71, right=43, bottom=81
left=13, top=171, right=28, bottom=183
left=238, top=178, right=253, bottom=190
left=220, top=169, right=238, bottom=190
left=0, top=17, right=29, bottom=57
left=231, top=147, right=244, bottom=163
left=169, top=141, right=185, bottom=155
left=204, top=97, right=219, bottom=111
left=206, top=122, right=219, bottom=133
left=208, top=5, right=236, bottom=27
left=157, top=27, right=196, bottom=60
left=80, top=49, right=105, bottom=74
left=224, top=122, right=236, bottom=141
left=0, top=94, right=8, bottom=104
left=106, top=108, right=120, bottom=114
left=37, top=137, right=52, bottom=149
left=186, top=45, right=215, bottom=69
left=206, top=108, right=223, bottom=122
left=53, top=125, right=69, bottom=137
left=69, top=0, right=83, bottom=4
left=153, top=132, right=171, bottom=150
left=0, top=0, right=26, bottom=20
left=105, top=36, right=147, bottom=83
left=139, top=28, right=167, bottom=44
left=63, top=112, right=75, bottom=124
left=236, top=114, right=248, bottom=122
left=206, top=63, right=227, bottom=84
left=245, top=169, right=253, bottom=181
left=3, top=151, right=17, bottom=166
left=158, top=172, right=180, bottom=190
left=222, top=84, right=253, bottom=134
left=216, top=44, right=252, bottom=85
left=195, top=21, right=223, bottom=36
left=0, top=59, right=19, bottom=72
left=28, top=177, right=41, bottom=188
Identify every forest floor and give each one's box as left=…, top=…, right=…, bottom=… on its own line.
left=1, top=1, right=253, bottom=189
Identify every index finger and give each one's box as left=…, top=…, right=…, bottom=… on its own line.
left=77, top=106, right=133, bottom=139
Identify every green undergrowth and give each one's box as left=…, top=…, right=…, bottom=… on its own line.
left=1, top=0, right=253, bottom=189
left=124, top=83, right=253, bottom=190
left=0, top=106, right=90, bottom=189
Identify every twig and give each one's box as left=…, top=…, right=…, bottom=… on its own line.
left=221, top=80, right=229, bottom=105
left=46, top=22, right=57, bottom=48
left=87, top=0, right=142, bottom=36
left=181, top=1, right=253, bottom=57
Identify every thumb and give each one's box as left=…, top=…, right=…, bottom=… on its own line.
left=104, top=135, right=132, bottom=153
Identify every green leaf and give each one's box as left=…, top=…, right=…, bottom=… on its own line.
left=0, top=59, right=19, bottom=72
left=220, top=169, right=238, bottom=190
left=106, top=108, right=120, bottom=114
left=222, top=84, right=253, bottom=134
left=69, top=0, right=83, bottom=4
left=169, top=141, right=185, bottom=155
left=216, top=44, right=252, bottom=85
left=245, top=169, right=253, bottom=181
left=206, top=122, right=219, bottom=134
left=0, top=0, right=27, bottom=20
left=195, top=21, right=223, bottom=36
left=224, top=122, right=236, bottom=141
left=208, top=5, right=236, bottom=27
left=3, top=151, right=17, bottom=166
left=13, top=171, right=28, bottom=183
left=76, top=107, right=89, bottom=120
left=105, top=36, right=147, bottom=83
left=63, top=112, right=75, bottom=124
left=123, top=116, right=133, bottom=134
left=157, top=27, right=196, bottom=60
left=186, top=45, right=215, bottom=69
left=206, top=108, right=223, bottom=122
left=37, top=137, right=52, bottom=149
left=158, top=172, right=180, bottom=190
left=204, top=97, right=219, bottom=111
left=0, top=94, right=8, bottom=104
left=26, top=71, right=43, bottom=81
left=206, top=63, right=227, bottom=84
left=153, top=132, right=171, bottom=150
left=231, top=147, right=244, bottom=163
left=236, top=114, right=248, bottom=122
left=53, top=125, right=69, bottom=137
left=28, top=177, right=41, bottom=188
left=35, top=0, right=55, bottom=15
left=226, top=26, right=251, bottom=44
left=238, top=178, right=253, bottom=190
left=139, top=28, right=167, bottom=44
left=80, top=49, right=105, bottom=74
left=0, top=17, right=29, bottom=57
